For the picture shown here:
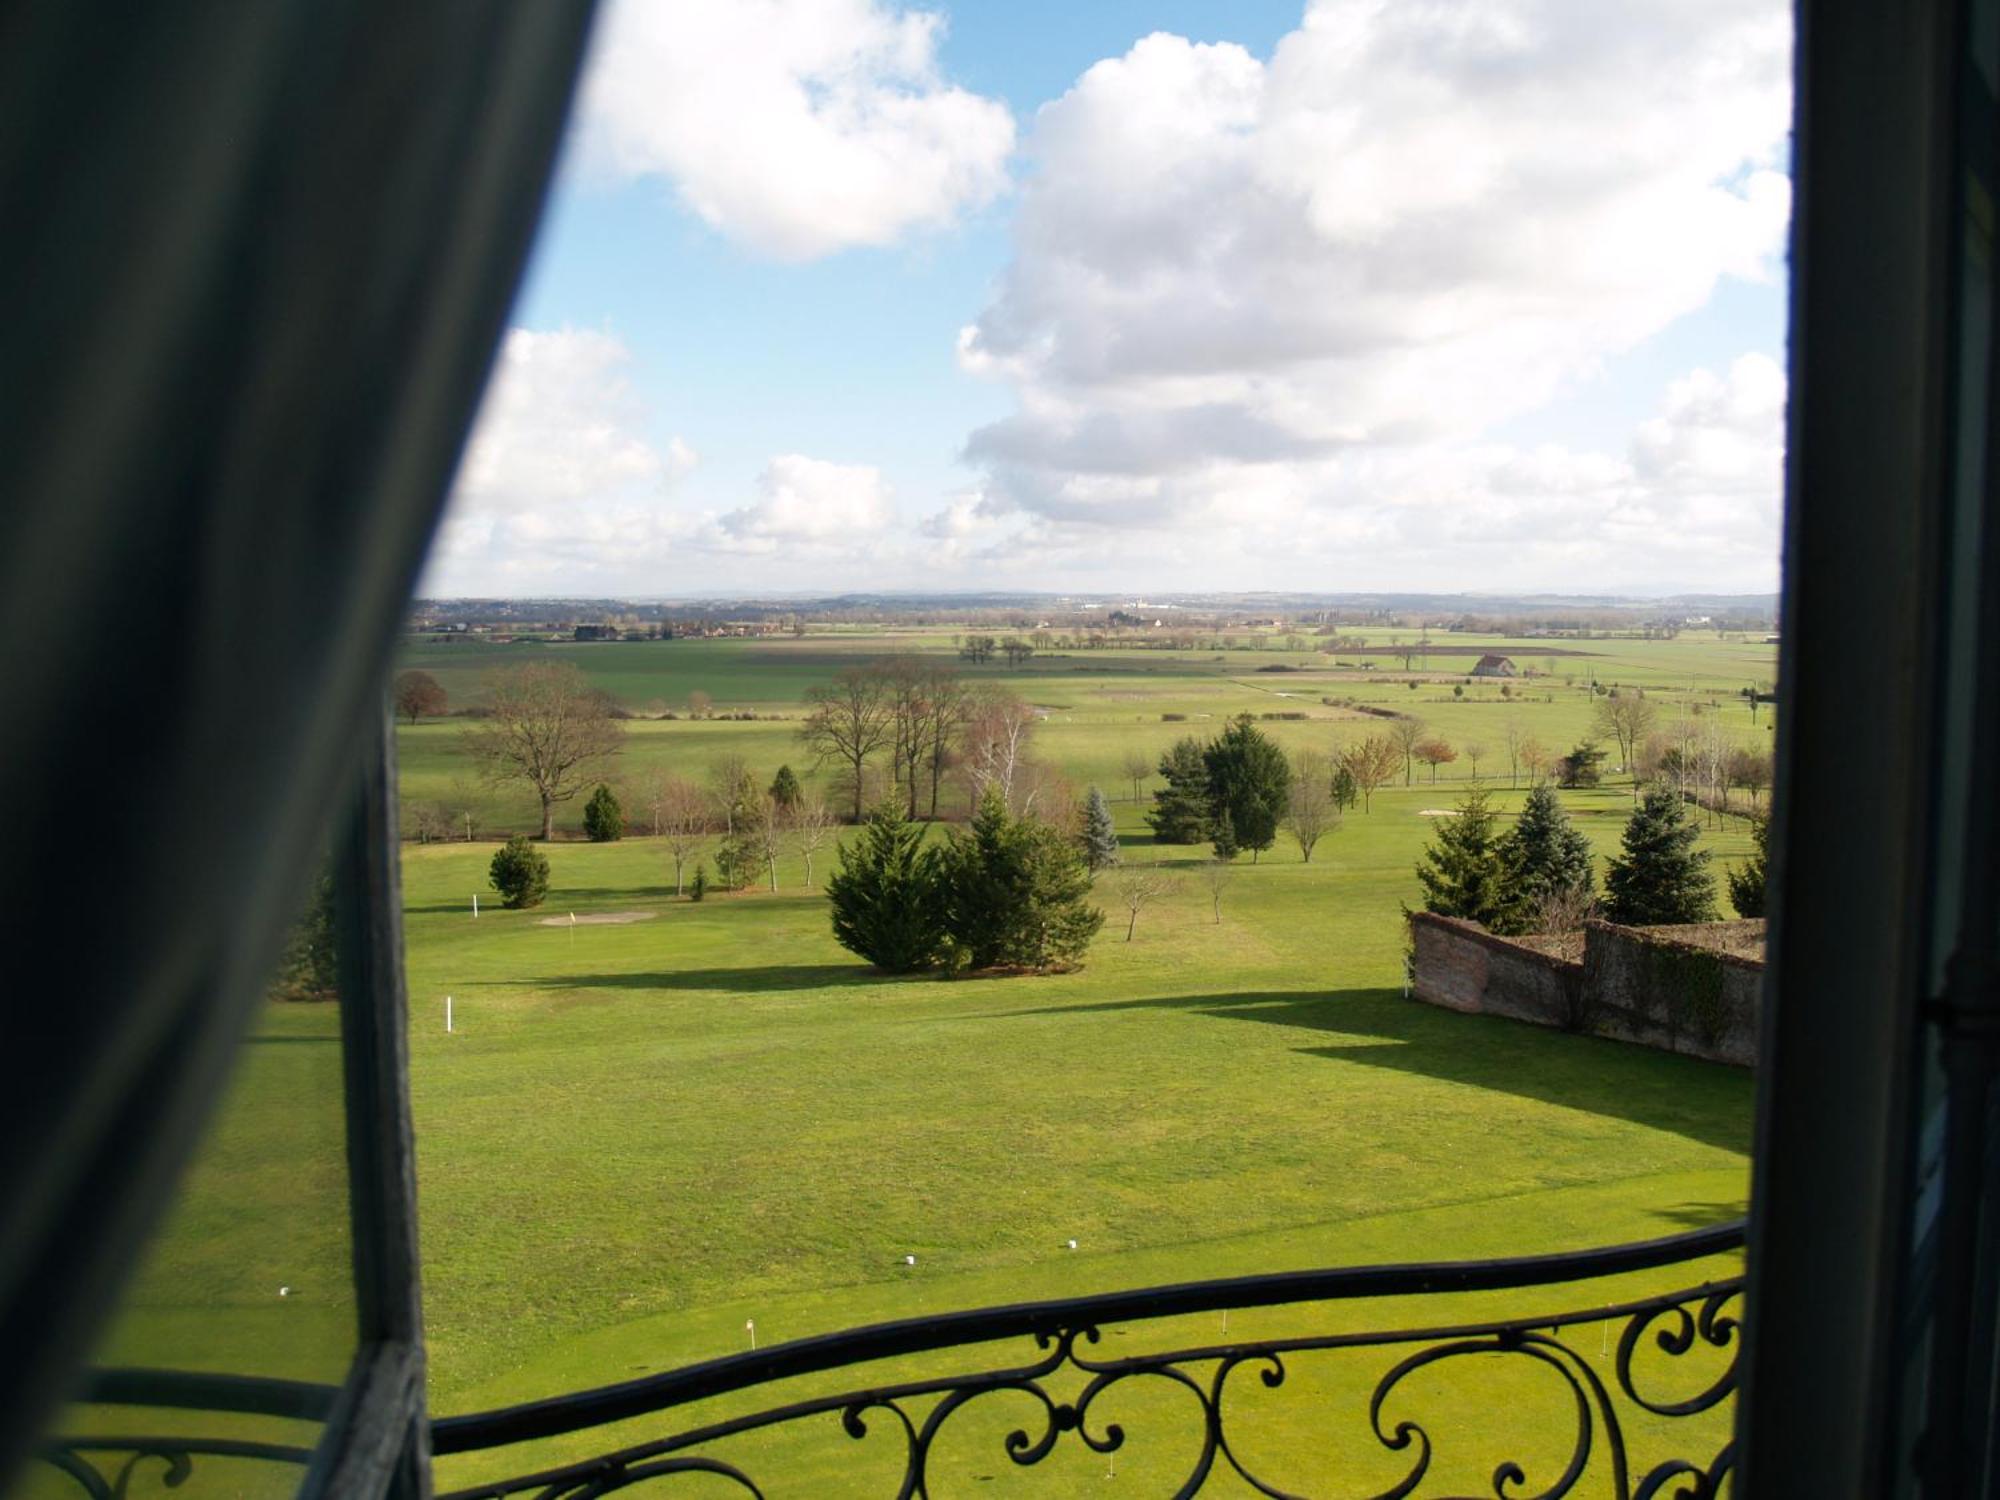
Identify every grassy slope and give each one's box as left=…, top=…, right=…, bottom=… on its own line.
left=62, top=632, right=1761, bottom=1496
left=400, top=779, right=1752, bottom=1494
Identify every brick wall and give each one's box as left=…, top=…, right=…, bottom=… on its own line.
left=1408, top=913, right=1764, bottom=1067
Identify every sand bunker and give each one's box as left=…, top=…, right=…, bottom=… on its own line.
left=536, top=910, right=659, bottom=926
left=1417, top=809, right=1456, bottom=817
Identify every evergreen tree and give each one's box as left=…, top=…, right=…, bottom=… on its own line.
left=688, top=864, right=708, bottom=902
left=1211, top=805, right=1240, bottom=861
left=1557, top=740, right=1608, bottom=788
left=1146, top=736, right=1212, bottom=843
left=934, top=789, right=1103, bottom=971
left=769, top=764, right=802, bottom=808
left=273, top=868, right=337, bottom=1000
left=1203, top=714, right=1291, bottom=862
left=1604, top=783, right=1718, bottom=924
left=1412, top=786, right=1520, bottom=930
left=713, top=830, right=760, bottom=890
left=1080, top=786, right=1120, bottom=871
left=1727, top=816, right=1770, bottom=918
left=1502, top=782, right=1595, bottom=920
left=581, top=782, right=624, bottom=842
left=826, top=803, right=940, bottom=972
left=1330, top=764, right=1359, bottom=815
left=489, top=835, right=551, bottom=909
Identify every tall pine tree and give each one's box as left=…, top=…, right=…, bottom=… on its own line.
left=1080, top=786, right=1120, bottom=871
left=1147, top=737, right=1212, bottom=843
left=1502, top=782, right=1595, bottom=918
left=1413, top=785, right=1520, bottom=930
left=1603, top=783, right=1718, bottom=924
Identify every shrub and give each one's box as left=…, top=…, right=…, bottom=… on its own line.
left=489, top=836, right=550, bottom=909
left=581, top=783, right=624, bottom=842
left=1161, top=712, right=1188, bottom=721
left=689, top=865, right=708, bottom=902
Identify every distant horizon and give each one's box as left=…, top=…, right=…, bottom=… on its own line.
left=410, top=585, right=1781, bottom=609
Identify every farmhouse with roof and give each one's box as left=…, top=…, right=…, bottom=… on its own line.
left=1471, top=653, right=1518, bottom=677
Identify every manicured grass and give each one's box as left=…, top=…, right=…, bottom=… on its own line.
left=393, top=775, right=1753, bottom=1493
left=66, top=633, right=1762, bottom=1495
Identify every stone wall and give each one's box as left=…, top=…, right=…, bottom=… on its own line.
left=1408, top=913, right=1764, bottom=1067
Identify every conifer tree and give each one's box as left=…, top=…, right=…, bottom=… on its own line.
left=1330, top=764, right=1359, bottom=815
left=581, top=783, right=624, bottom=842
left=933, top=788, right=1103, bottom=971
left=769, top=764, right=802, bottom=808
left=1604, top=783, right=1718, bottom=924
left=826, top=803, right=940, bottom=972
left=1080, top=786, right=1120, bottom=871
left=1146, top=736, right=1212, bottom=843
left=489, top=835, right=551, bottom=909
left=1502, top=781, right=1595, bottom=919
left=1211, top=805, right=1241, bottom=861
left=1203, top=714, right=1291, bottom=862
left=1413, top=786, right=1520, bottom=930
left=1727, top=816, right=1769, bottom=918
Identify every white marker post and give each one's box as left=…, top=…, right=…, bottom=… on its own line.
left=570, top=911, right=577, bottom=948
left=445, top=996, right=453, bottom=1033
left=472, top=892, right=479, bottom=919
left=746, top=1319, right=756, bottom=1351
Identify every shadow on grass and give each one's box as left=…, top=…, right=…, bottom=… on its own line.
left=1002, top=987, right=1753, bottom=1155
left=525, top=964, right=893, bottom=995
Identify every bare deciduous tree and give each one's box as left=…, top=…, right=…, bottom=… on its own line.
left=1503, top=719, right=1524, bottom=787
left=1463, top=741, right=1487, bottom=780
left=961, top=688, right=1039, bottom=814
left=1112, top=869, right=1179, bottom=941
left=749, top=793, right=785, bottom=892
left=1284, top=749, right=1337, bottom=861
left=465, top=663, right=625, bottom=839
left=1519, top=736, right=1551, bottom=785
left=687, top=689, right=712, bottom=719
left=1592, top=691, right=1659, bottom=791
left=632, top=766, right=673, bottom=837
left=799, top=668, right=892, bottom=822
left=658, top=776, right=712, bottom=894
left=789, top=792, right=836, bottom=887
left=1390, top=717, right=1425, bottom=785
left=1121, top=747, right=1153, bottom=804
left=1198, top=858, right=1234, bottom=924
left=709, top=753, right=754, bottom=835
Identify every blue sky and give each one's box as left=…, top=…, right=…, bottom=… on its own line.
left=429, top=0, right=1792, bottom=599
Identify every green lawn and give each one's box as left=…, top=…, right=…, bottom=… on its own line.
left=60, top=632, right=1763, bottom=1497
left=392, top=780, right=1753, bottom=1494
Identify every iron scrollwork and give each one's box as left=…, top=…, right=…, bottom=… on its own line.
left=45, top=1221, right=1744, bottom=1498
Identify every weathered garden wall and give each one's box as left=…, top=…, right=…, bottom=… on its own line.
left=1409, top=915, right=1584, bottom=1028
left=1408, top=913, right=1764, bottom=1067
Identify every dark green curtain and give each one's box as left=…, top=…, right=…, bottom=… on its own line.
left=0, top=3, right=596, bottom=1482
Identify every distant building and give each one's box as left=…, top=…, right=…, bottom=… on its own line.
left=573, top=624, right=619, bottom=641
left=1471, top=653, right=1518, bottom=678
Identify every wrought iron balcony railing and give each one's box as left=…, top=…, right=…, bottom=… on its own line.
left=40, top=1219, right=1744, bottom=1500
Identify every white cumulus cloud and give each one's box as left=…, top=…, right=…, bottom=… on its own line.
left=575, top=0, right=1017, bottom=260
left=711, top=455, right=897, bottom=553
left=958, top=0, right=1792, bottom=569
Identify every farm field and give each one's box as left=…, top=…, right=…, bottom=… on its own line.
left=61, top=630, right=1766, bottom=1497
